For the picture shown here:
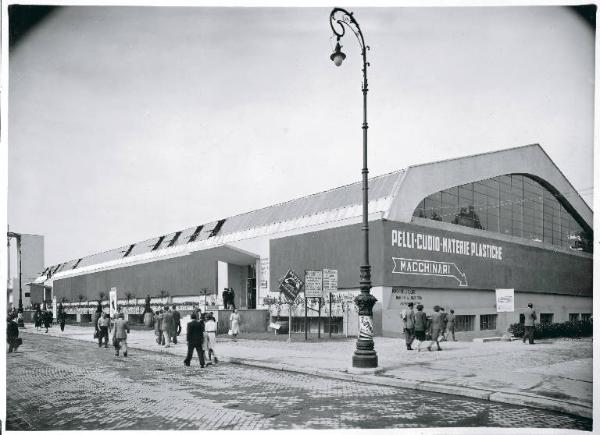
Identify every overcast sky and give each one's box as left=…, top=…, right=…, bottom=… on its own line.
left=7, top=5, right=595, bottom=269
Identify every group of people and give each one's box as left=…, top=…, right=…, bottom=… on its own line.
left=401, top=303, right=456, bottom=352
left=153, top=305, right=182, bottom=347
left=222, top=287, right=236, bottom=310
left=183, top=310, right=219, bottom=367
left=33, top=305, right=53, bottom=333
left=94, top=312, right=131, bottom=357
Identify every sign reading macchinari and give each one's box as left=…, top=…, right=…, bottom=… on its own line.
left=391, top=229, right=503, bottom=260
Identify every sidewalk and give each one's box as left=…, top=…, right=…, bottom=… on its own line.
left=19, top=324, right=592, bottom=419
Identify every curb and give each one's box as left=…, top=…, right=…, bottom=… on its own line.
left=226, top=356, right=592, bottom=420
left=19, top=329, right=592, bottom=420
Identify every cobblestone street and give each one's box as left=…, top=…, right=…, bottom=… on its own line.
left=5, top=334, right=592, bottom=431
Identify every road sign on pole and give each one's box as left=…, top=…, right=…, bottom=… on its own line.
left=279, top=269, right=304, bottom=302
left=304, top=270, right=323, bottom=298
left=322, top=269, right=338, bottom=293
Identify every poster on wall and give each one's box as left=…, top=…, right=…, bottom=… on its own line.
left=260, top=258, right=269, bottom=289
left=495, top=288, right=514, bottom=312
left=109, top=287, right=118, bottom=318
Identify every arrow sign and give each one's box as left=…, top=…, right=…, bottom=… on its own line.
left=392, top=257, right=468, bottom=287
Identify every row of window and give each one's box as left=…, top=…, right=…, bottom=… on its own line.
left=413, top=174, right=592, bottom=253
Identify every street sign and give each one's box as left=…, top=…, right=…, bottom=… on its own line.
left=279, top=269, right=304, bottom=302
left=305, top=270, right=323, bottom=298
left=322, top=269, right=338, bottom=293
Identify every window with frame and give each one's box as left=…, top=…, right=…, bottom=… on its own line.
left=454, top=315, right=475, bottom=331
left=412, top=174, right=592, bottom=252
left=581, top=313, right=591, bottom=321
left=540, top=313, right=554, bottom=324
left=569, top=313, right=580, bottom=322
left=479, top=314, right=497, bottom=330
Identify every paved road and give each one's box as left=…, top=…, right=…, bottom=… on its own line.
left=6, top=334, right=592, bottom=431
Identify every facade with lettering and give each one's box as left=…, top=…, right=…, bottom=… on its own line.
left=34, top=144, right=592, bottom=337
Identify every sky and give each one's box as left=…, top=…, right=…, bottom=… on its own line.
left=6, top=5, right=595, bottom=270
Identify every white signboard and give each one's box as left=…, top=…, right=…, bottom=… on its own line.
left=304, top=270, right=323, bottom=298
left=495, top=288, right=514, bottom=312
left=322, top=269, right=338, bottom=293
left=260, top=258, right=269, bottom=289
left=109, top=288, right=118, bottom=318
left=52, top=296, right=57, bottom=321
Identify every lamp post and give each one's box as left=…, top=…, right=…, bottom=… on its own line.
left=329, top=7, right=378, bottom=368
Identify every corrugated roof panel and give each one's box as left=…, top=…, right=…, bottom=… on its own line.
left=44, top=171, right=403, bottom=274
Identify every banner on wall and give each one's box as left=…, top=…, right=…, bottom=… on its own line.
left=109, top=287, right=118, bottom=318
left=495, top=288, right=514, bottom=312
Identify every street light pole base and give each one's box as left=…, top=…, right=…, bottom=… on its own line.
left=352, top=350, right=378, bottom=368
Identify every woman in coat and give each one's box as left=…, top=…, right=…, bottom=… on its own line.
left=229, top=309, right=240, bottom=342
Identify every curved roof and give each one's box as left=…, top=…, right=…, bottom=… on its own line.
left=386, top=144, right=593, bottom=230
left=38, top=143, right=592, bottom=282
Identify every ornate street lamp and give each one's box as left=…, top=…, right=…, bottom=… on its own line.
left=329, top=7, right=378, bottom=368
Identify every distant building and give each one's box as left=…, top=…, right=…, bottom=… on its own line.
left=7, top=233, right=45, bottom=309
left=33, top=144, right=592, bottom=337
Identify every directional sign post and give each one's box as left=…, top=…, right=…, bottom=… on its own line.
left=322, top=269, right=338, bottom=339
left=278, top=269, right=304, bottom=342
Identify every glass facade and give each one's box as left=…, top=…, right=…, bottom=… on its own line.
left=413, top=174, right=592, bottom=253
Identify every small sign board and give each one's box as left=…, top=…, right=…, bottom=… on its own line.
left=279, top=269, right=304, bottom=302
left=495, top=288, right=514, bottom=312
left=305, top=270, right=323, bottom=298
left=322, top=269, right=338, bottom=293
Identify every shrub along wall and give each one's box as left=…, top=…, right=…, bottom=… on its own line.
left=509, top=320, right=592, bottom=339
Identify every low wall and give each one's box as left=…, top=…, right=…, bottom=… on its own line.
left=215, top=309, right=269, bottom=334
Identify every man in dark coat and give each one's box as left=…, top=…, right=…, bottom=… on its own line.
left=57, top=303, right=66, bottom=332
left=172, top=304, right=181, bottom=344
left=184, top=313, right=205, bottom=368
left=43, top=308, right=52, bottom=333
left=7, top=315, right=20, bottom=353
left=222, top=288, right=230, bottom=310
left=228, top=287, right=236, bottom=310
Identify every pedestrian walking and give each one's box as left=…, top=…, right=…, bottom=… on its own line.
left=162, top=306, right=175, bottom=347
left=93, top=301, right=103, bottom=335
left=112, top=313, right=130, bottom=357
left=200, top=313, right=209, bottom=362
left=154, top=310, right=163, bottom=345
left=57, top=303, right=66, bottom=332
left=401, top=302, right=415, bottom=350
left=42, top=308, right=52, bottom=333
left=445, top=309, right=457, bottom=341
left=34, top=305, right=42, bottom=331
left=229, top=308, right=240, bottom=341
left=413, top=304, right=429, bottom=351
left=172, top=304, right=181, bottom=344
left=523, top=303, right=537, bottom=344
left=205, top=312, right=219, bottom=363
left=438, top=307, right=448, bottom=341
left=97, top=313, right=111, bottom=348
left=426, top=305, right=443, bottom=351
left=183, top=312, right=205, bottom=368
left=7, top=315, right=21, bottom=353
